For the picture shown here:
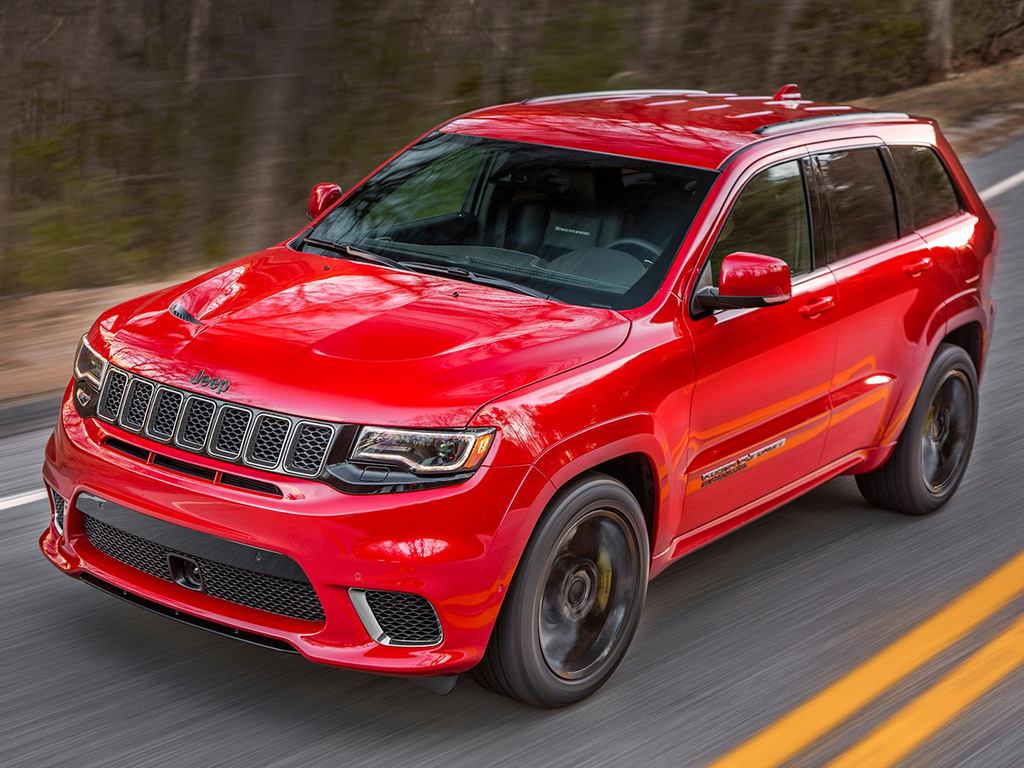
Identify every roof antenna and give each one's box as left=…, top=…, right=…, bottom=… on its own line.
left=772, top=83, right=802, bottom=101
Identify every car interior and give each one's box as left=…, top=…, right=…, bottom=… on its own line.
left=305, top=134, right=717, bottom=307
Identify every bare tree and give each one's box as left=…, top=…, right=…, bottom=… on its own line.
left=637, top=0, right=693, bottom=86
left=924, top=0, right=954, bottom=81
left=982, top=0, right=1024, bottom=61
left=235, top=1, right=323, bottom=256
left=482, top=0, right=551, bottom=102
left=765, top=0, right=810, bottom=89
left=0, top=7, right=10, bottom=293
left=182, top=0, right=213, bottom=261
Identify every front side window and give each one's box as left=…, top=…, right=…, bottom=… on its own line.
left=888, top=145, right=961, bottom=231
left=706, top=159, right=811, bottom=285
left=299, top=132, right=717, bottom=310
left=814, top=148, right=898, bottom=262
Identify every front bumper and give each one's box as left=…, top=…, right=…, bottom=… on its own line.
left=40, top=389, right=551, bottom=677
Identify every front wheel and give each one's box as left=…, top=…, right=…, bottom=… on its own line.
left=856, top=343, right=979, bottom=515
left=471, top=472, right=649, bottom=707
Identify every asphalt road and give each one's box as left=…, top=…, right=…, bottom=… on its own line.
left=3, top=138, right=1024, bottom=768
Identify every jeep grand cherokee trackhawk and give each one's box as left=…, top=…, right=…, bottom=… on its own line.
left=40, top=86, right=996, bottom=707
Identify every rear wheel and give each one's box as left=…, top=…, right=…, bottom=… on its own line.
left=472, top=472, right=649, bottom=707
left=856, top=343, right=978, bottom=515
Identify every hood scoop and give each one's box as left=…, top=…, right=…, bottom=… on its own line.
left=169, top=301, right=204, bottom=326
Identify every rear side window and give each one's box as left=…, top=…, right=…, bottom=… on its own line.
left=888, top=145, right=961, bottom=230
left=815, top=149, right=898, bottom=262
left=706, top=160, right=811, bottom=285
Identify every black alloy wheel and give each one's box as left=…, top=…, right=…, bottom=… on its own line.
left=856, top=343, right=979, bottom=515
left=472, top=472, right=649, bottom=707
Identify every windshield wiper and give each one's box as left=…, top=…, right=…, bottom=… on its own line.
left=301, top=237, right=406, bottom=271
left=303, top=237, right=552, bottom=300
left=399, top=261, right=553, bottom=301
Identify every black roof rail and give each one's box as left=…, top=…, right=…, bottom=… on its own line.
left=522, top=89, right=708, bottom=105
left=754, top=112, right=911, bottom=136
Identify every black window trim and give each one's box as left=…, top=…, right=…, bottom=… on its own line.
left=802, top=155, right=830, bottom=269
left=878, top=146, right=908, bottom=239
left=687, top=151, right=821, bottom=320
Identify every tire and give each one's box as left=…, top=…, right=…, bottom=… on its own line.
left=856, top=343, right=978, bottom=515
left=471, top=472, right=649, bottom=707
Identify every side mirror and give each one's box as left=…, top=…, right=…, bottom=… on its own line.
left=696, top=252, right=792, bottom=312
left=306, top=182, right=343, bottom=221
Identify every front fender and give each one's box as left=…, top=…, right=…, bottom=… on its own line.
left=531, top=414, right=678, bottom=561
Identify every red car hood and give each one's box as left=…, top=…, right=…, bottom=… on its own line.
left=96, top=247, right=630, bottom=427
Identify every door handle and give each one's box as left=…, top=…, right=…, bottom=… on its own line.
left=904, top=257, right=933, bottom=277
left=799, top=297, right=835, bottom=318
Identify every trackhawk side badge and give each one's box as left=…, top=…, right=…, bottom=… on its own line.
left=190, top=368, right=231, bottom=394
left=701, top=438, right=786, bottom=487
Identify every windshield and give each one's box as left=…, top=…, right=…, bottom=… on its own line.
left=300, top=132, right=717, bottom=309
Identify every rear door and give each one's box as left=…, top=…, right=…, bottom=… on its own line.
left=814, top=145, right=948, bottom=462
left=681, top=155, right=839, bottom=534
left=888, top=143, right=982, bottom=319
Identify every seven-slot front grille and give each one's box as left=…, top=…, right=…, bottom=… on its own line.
left=98, top=369, right=128, bottom=420
left=148, top=389, right=183, bottom=440
left=122, top=379, right=154, bottom=430
left=83, top=513, right=325, bottom=622
left=212, top=406, right=251, bottom=459
left=287, top=424, right=334, bottom=475
left=96, top=364, right=338, bottom=479
left=179, top=397, right=216, bottom=448
left=247, top=415, right=291, bottom=468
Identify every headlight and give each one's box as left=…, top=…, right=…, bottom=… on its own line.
left=74, top=335, right=105, bottom=385
left=351, top=427, right=495, bottom=474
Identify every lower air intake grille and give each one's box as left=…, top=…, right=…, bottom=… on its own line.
left=49, top=488, right=66, bottom=532
left=362, top=590, right=443, bottom=646
left=83, top=514, right=325, bottom=622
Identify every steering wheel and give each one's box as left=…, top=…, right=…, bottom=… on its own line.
left=606, top=237, right=661, bottom=265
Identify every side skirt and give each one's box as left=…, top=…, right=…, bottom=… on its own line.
left=654, top=451, right=867, bottom=574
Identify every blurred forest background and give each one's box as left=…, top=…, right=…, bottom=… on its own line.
left=1, top=0, right=1022, bottom=296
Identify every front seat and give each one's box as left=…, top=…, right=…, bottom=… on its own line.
left=547, top=246, right=646, bottom=288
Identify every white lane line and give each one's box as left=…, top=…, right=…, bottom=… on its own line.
left=980, top=167, right=1024, bottom=202
left=0, top=489, right=48, bottom=511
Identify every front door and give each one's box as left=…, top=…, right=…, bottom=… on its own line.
left=682, top=157, right=839, bottom=534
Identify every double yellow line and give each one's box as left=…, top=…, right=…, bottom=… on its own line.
left=705, top=548, right=1024, bottom=768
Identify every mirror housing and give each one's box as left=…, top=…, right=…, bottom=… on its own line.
left=306, top=182, right=343, bottom=221
left=696, top=252, right=792, bottom=312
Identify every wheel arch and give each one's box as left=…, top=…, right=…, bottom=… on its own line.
left=942, top=320, right=984, bottom=380
left=529, top=414, right=678, bottom=567
left=877, top=314, right=986, bottom=451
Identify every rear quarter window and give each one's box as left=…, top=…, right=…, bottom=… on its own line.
left=888, top=145, right=961, bottom=231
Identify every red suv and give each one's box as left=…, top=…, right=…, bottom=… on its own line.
left=41, top=88, right=996, bottom=707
